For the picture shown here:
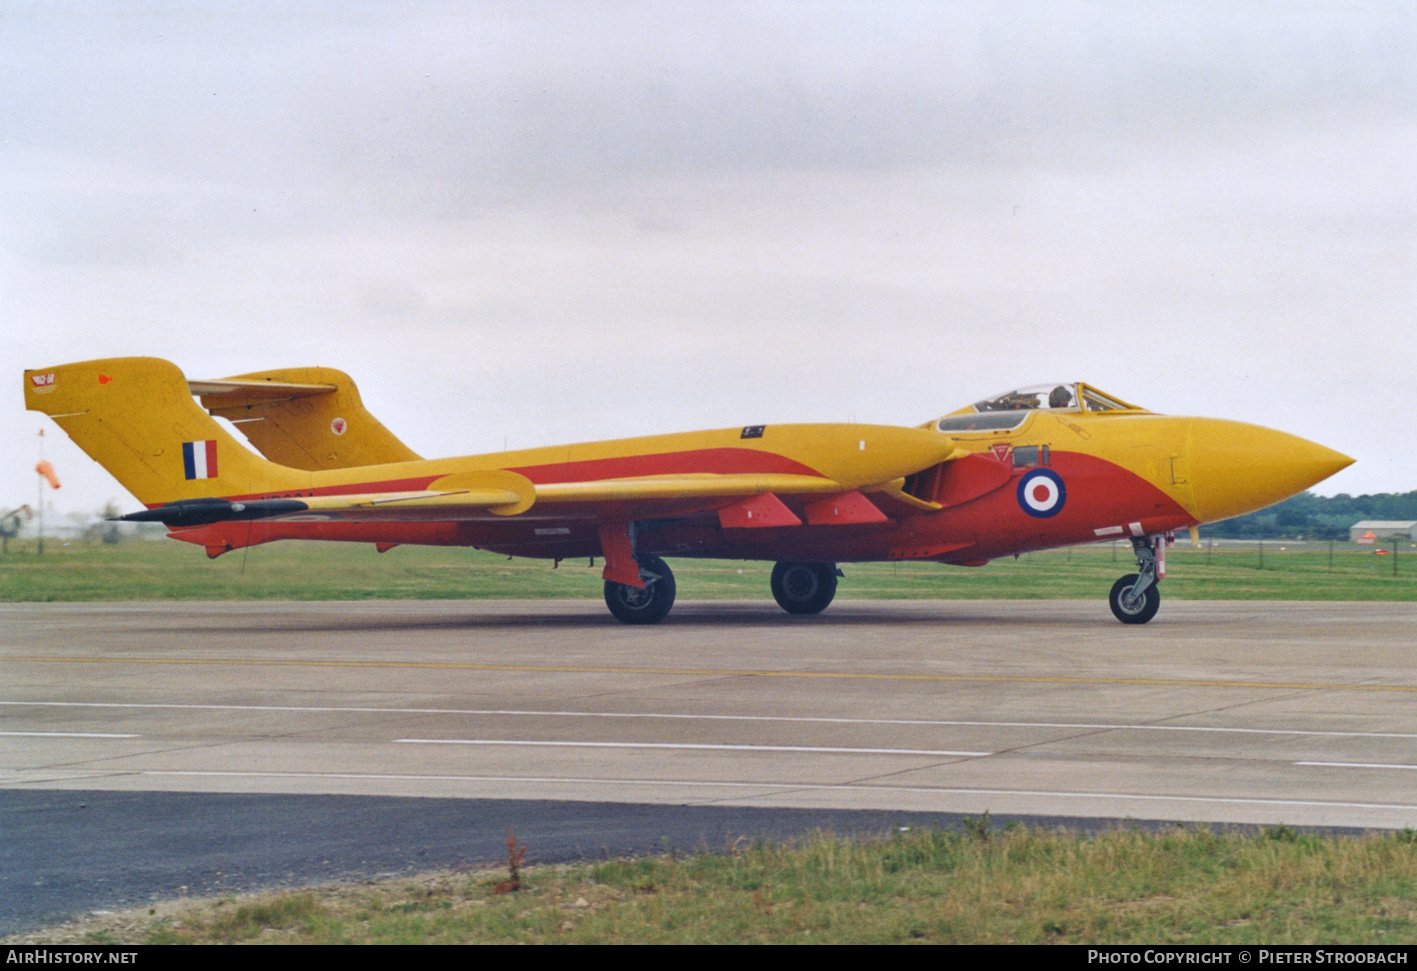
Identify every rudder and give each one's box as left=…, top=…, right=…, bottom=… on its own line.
left=24, top=358, right=308, bottom=507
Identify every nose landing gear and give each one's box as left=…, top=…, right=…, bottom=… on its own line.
left=1108, top=535, right=1168, bottom=624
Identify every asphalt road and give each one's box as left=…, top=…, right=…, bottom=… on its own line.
left=3, top=598, right=1415, bottom=933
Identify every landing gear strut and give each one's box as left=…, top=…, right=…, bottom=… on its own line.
left=604, top=554, right=677, bottom=625
left=770, top=562, right=840, bottom=615
left=1108, top=535, right=1165, bottom=624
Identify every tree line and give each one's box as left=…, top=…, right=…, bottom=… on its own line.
left=1204, top=490, right=1417, bottom=540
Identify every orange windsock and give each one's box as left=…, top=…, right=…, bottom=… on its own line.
left=35, top=460, right=61, bottom=490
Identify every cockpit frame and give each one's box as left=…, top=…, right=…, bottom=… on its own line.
left=931, top=383, right=1145, bottom=434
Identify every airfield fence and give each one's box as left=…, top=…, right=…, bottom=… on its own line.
left=1086, top=537, right=1411, bottom=575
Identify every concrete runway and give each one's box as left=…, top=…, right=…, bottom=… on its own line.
left=5, top=598, right=1417, bottom=830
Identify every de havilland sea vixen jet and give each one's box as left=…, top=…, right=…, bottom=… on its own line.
left=24, top=357, right=1351, bottom=625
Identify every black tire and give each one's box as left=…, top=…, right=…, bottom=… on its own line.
left=770, top=561, right=838, bottom=615
left=604, top=555, right=676, bottom=625
left=1109, top=573, right=1160, bottom=625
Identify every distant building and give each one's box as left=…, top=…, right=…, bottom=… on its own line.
left=1350, top=521, right=1417, bottom=543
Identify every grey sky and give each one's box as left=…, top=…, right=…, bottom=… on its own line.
left=4, top=1, right=1412, bottom=519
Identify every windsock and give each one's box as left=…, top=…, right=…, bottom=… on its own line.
left=35, top=460, right=61, bottom=490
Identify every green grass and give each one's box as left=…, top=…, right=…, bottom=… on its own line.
left=20, top=825, right=1417, bottom=945
left=2, top=536, right=1415, bottom=602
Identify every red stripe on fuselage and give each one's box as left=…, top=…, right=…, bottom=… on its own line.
left=152, top=448, right=821, bottom=509
left=507, top=448, right=822, bottom=484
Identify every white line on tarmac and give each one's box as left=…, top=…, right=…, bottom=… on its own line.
left=1296, top=761, right=1417, bottom=771
left=127, top=770, right=1417, bottom=814
left=395, top=739, right=991, bottom=757
left=0, top=731, right=139, bottom=739
left=5, top=701, right=1415, bottom=741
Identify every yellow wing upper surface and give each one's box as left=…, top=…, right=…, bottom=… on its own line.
left=207, top=424, right=959, bottom=526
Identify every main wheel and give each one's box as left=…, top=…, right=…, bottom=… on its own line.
left=604, top=554, right=676, bottom=625
left=1109, top=573, right=1160, bottom=625
left=770, top=561, right=838, bottom=615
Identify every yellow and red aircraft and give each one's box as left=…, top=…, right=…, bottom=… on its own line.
left=24, top=358, right=1352, bottom=625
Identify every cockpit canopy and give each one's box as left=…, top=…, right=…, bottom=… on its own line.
left=931, top=383, right=1145, bottom=433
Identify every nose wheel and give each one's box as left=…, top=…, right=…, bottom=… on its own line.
left=1109, top=536, right=1164, bottom=624
left=1109, top=573, right=1160, bottom=624
left=604, top=554, right=676, bottom=624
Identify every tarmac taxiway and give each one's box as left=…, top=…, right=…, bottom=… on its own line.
left=5, top=599, right=1416, bottom=831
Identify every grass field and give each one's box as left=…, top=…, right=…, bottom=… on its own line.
left=15, top=824, right=1417, bottom=945
left=2, top=535, right=1414, bottom=602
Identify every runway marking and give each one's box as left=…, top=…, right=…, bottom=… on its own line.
left=1297, top=761, right=1417, bottom=771
left=8, top=656, right=1416, bottom=693
left=6, top=702, right=1417, bottom=741
left=395, top=739, right=990, bottom=757
left=0, top=731, right=138, bottom=739
left=128, top=770, right=1417, bottom=814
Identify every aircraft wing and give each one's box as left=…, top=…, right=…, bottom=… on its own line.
left=126, top=426, right=963, bottom=530
left=125, top=469, right=943, bottom=528
left=518, top=424, right=961, bottom=524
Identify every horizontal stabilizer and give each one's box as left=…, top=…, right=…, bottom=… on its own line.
left=189, top=378, right=336, bottom=403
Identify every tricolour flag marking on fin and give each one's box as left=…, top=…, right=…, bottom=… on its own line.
left=183, top=440, right=219, bottom=480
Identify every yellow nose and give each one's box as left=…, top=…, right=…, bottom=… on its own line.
left=1186, top=419, right=1353, bottom=524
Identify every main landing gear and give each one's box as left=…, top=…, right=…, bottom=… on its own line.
left=770, top=561, right=841, bottom=615
left=1108, top=535, right=1168, bottom=625
left=603, top=554, right=677, bottom=625
left=604, top=556, right=841, bottom=623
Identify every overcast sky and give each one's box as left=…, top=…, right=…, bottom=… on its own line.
left=3, top=1, right=1412, bottom=522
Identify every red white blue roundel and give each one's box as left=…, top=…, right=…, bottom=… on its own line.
left=1017, top=468, right=1066, bottom=518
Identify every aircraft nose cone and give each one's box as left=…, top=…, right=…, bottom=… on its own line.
left=1187, top=419, right=1353, bottom=524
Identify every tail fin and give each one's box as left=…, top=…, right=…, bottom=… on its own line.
left=197, top=366, right=422, bottom=471
left=24, top=358, right=308, bottom=506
